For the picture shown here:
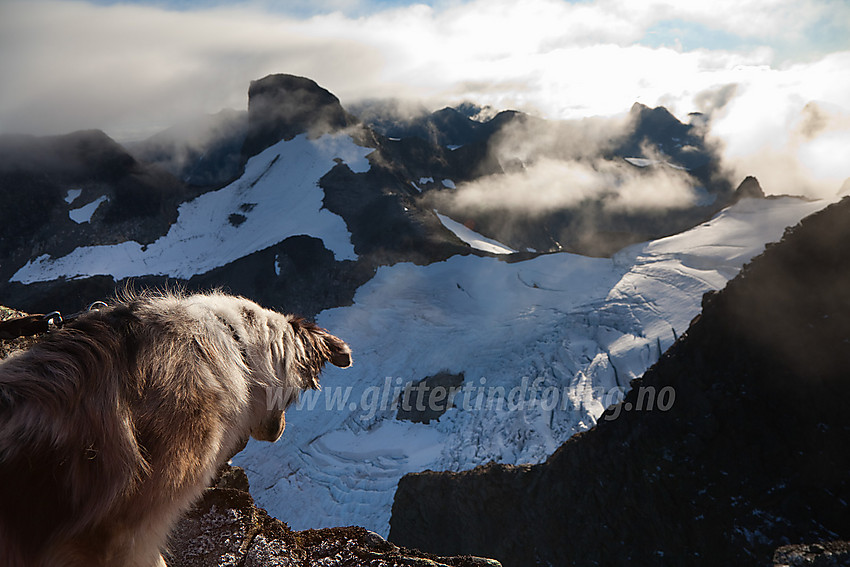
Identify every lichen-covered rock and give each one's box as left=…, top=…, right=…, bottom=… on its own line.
left=0, top=306, right=42, bottom=358
left=773, top=541, right=850, bottom=567
left=167, top=488, right=260, bottom=566
left=168, top=465, right=500, bottom=567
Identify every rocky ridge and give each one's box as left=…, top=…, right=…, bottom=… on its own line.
left=389, top=196, right=850, bottom=565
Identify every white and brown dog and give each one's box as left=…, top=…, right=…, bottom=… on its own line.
left=0, top=290, right=351, bottom=566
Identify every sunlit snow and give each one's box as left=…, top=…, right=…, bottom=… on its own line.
left=234, top=196, right=830, bottom=537
left=64, top=188, right=82, bottom=204
left=69, top=195, right=108, bottom=224
left=435, top=210, right=517, bottom=254
left=624, top=156, right=688, bottom=170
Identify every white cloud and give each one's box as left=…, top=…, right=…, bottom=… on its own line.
left=436, top=116, right=703, bottom=216
left=0, top=0, right=848, bottom=194
left=442, top=157, right=701, bottom=214
left=707, top=52, right=850, bottom=197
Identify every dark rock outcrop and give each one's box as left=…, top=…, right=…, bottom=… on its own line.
left=734, top=175, right=766, bottom=201
left=390, top=196, right=850, bottom=565
left=168, top=465, right=501, bottom=567
left=241, top=74, right=357, bottom=160
left=187, top=235, right=377, bottom=318
left=0, top=306, right=41, bottom=359
left=396, top=371, right=465, bottom=424
left=773, top=541, right=850, bottom=567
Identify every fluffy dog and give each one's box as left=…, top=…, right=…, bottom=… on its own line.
left=0, top=290, right=351, bottom=566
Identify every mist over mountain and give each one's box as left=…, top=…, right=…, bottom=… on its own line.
left=348, top=99, right=516, bottom=148
left=0, top=129, right=192, bottom=284
left=127, top=108, right=248, bottom=187
left=0, top=72, right=757, bottom=315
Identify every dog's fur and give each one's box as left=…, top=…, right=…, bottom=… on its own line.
left=0, top=290, right=351, bottom=566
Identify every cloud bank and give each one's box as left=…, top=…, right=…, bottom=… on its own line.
left=1, top=0, right=848, bottom=195
left=443, top=157, right=702, bottom=214
left=434, top=114, right=702, bottom=216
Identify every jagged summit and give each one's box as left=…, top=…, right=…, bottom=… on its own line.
left=629, top=101, right=681, bottom=128
left=350, top=99, right=523, bottom=147
left=734, top=175, right=766, bottom=200
left=241, top=73, right=357, bottom=159
left=620, top=102, right=697, bottom=158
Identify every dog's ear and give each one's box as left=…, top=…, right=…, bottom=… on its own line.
left=291, top=318, right=352, bottom=370
left=323, top=332, right=352, bottom=368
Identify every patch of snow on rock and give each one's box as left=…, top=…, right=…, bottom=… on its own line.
left=64, top=188, right=82, bottom=204
left=435, top=210, right=517, bottom=255
left=68, top=195, right=108, bottom=224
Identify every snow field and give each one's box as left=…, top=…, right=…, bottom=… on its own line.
left=234, top=196, right=831, bottom=536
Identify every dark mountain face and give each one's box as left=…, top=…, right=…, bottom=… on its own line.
left=352, top=98, right=520, bottom=148
left=389, top=196, right=850, bottom=565
left=241, top=74, right=357, bottom=160
left=127, top=109, right=248, bottom=187
left=733, top=175, right=766, bottom=201
left=0, top=129, right=190, bottom=284
left=0, top=74, right=473, bottom=316
left=619, top=102, right=705, bottom=166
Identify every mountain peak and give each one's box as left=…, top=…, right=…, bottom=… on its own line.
left=0, top=129, right=136, bottom=181
left=734, top=175, right=766, bottom=200
left=241, top=74, right=355, bottom=159
left=629, top=102, right=682, bottom=130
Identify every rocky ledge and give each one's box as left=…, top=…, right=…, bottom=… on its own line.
left=169, top=465, right=499, bottom=567
left=773, top=541, right=850, bottom=567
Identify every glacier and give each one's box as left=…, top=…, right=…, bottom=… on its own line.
left=233, top=196, right=831, bottom=537
left=11, top=133, right=372, bottom=283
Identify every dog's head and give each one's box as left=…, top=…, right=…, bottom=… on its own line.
left=250, top=314, right=351, bottom=442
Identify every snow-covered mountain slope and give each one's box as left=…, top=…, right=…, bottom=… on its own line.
left=233, top=196, right=831, bottom=537
left=12, top=133, right=371, bottom=283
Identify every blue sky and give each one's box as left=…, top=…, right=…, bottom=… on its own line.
left=79, top=0, right=850, bottom=61
left=1, top=0, right=849, bottom=196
